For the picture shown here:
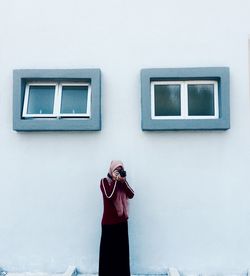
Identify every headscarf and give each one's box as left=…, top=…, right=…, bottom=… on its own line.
left=108, top=160, right=129, bottom=218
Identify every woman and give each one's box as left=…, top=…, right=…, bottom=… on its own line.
left=99, top=160, right=134, bottom=276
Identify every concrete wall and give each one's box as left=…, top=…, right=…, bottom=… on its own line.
left=0, top=0, right=250, bottom=274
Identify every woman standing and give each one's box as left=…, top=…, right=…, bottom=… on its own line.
left=99, top=160, right=134, bottom=276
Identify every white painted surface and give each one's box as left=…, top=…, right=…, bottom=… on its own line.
left=169, top=267, right=180, bottom=276
left=1, top=0, right=250, bottom=274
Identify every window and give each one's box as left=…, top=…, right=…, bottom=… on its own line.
left=13, top=69, right=101, bottom=131
left=151, top=80, right=219, bottom=119
left=141, top=67, right=230, bottom=130
left=22, top=82, right=91, bottom=118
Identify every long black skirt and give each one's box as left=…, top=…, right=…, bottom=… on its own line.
left=99, top=221, right=131, bottom=276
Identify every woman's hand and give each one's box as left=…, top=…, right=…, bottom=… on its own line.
left=117, top=175, right=126, bottom=182
left=112, top=170, right=126, bottom=182
left=112, top=170, right=120, bottom=181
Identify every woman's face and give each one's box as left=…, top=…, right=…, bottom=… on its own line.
left=114, top=166, right=122, bottom=173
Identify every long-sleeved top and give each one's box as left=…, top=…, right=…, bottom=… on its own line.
left=100, top=178, right=134, bottom=225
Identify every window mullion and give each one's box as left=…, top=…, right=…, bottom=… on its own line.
left=181, top=82, right=188, bottom=118
left=54, top=83, right=61, bottom=118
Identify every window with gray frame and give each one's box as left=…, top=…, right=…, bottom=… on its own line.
left=13, top=69, right=101, bottom=131
left=141, top=67, right=230, bottom=130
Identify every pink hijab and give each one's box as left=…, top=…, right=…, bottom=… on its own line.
left=108, top=160, right=129, bottom=218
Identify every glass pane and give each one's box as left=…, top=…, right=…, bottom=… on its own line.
left=154, top=84, right=181, bottom=116
left=27, top=86, right=55, bottom=114
left=61, top=86, right=88, bottom=114
left=188, top=84, right=215, bottom=116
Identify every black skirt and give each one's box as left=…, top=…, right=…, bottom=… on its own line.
left=99, top=221, right=131, bottom=276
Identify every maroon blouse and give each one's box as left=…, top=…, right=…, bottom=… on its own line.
left=100, top=178, right=134, bottom=225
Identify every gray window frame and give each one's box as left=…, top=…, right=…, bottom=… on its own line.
left=141, top=67, right=230, bottom=130
left=13, top=69, right=101, bottom=131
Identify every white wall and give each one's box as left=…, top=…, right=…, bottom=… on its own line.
left=1, top=0, right=250, bottom=274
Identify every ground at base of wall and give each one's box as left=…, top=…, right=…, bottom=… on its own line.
left=5, top=270, right=250, bottom=276
left=6, top=274, right=165, bottom=276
